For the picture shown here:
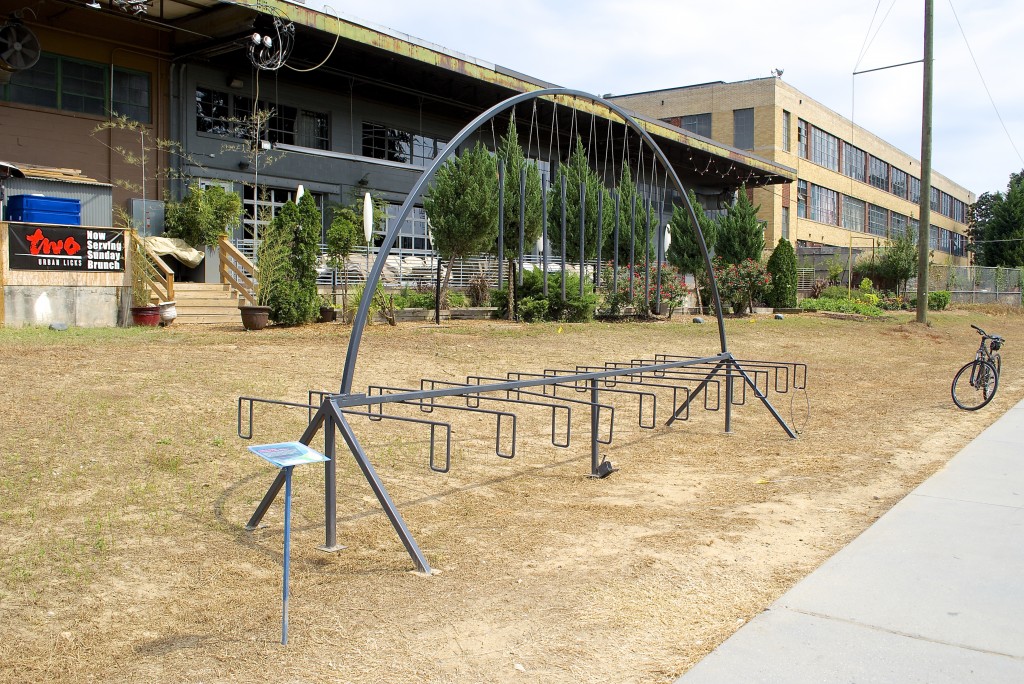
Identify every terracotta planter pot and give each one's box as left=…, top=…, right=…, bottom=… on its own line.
left=239, top=305, right=271, bottom=331
left=130, top=305, right=161, bottom=327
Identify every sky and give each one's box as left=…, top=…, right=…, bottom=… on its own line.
left=319, top=0, right=1024, bottom=199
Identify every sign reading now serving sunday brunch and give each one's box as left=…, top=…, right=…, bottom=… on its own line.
left=7, top=223, right=124, bottom=272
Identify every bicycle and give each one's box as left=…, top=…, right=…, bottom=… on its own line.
left=951, top=324, right=1004, bottom=410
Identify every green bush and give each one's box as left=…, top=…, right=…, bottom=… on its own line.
left=800, top=296, right=883, bottom=317
left=492, top=269, right=596, bottom=322
left=928, top=290, right=951, bottom=310
left=819, top=285, right=851, bottom=300
left=764, top=238, right=797, bottom=308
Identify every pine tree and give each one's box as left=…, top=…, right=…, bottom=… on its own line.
left=715, top=186, right=764, bottom=264
left=669, top=190, right=718, bottom=309
left=764, top=237, right=797, bottom=308
left=423, top=143, right=499, bottom=291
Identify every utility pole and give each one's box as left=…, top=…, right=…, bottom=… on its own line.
left=916, top=0, right=934, bottom=324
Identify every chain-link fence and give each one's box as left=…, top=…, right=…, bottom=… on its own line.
left=795, top=245, right=1022, bottom=306
left=918, top=265, right=1022, bottom=306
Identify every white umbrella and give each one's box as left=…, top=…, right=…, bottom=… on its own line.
left=362, top=192, right=373, bottom=244
left=664, top=224, right=672, bottom=251
left=363, top=192, right=373, bottom=278
left=295, top=184, right=304, bottom=202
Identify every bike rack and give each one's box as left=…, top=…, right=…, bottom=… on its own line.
left=236, top=88, right=809, bottom=575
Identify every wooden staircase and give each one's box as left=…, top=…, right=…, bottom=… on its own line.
left=172, top=283, right=242, bottom=325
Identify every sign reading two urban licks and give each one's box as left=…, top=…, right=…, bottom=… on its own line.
left=7, top=223, right=125, bottom=272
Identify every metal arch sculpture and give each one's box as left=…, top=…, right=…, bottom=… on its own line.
left=239, top=88, right=805, bottom=575
left=339, top=87, right=731, bottom=393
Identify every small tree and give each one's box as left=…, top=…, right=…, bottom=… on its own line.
left=548, top=137, right=613, bottom=264
left=264, top=193, right=322, bottom=325
left=325, top=203, right=366, bottom=315
left=715, top=187, right=764, bottom=265
left=164, top=182, right=243, bottom=249
left=669, top=190, right=718, bottom=310
left=879, top=233, right=919, bottom=296
left=764, top=238, right=797, bottom=308
left=423, top=143, right=499, bottom=298
left=604, top=166, right=654, bottom=267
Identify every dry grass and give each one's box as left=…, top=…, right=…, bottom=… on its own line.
left=1, top=307, right=1021, bottom=683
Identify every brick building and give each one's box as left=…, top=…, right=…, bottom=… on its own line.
left=611, top=77, right=975, bottom=265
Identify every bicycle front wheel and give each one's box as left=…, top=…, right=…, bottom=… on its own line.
left=952, top=360, right=999, bottom=410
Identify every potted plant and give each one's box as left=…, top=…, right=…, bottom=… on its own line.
left=240, top=231, right=288, bottom=331
left=128, top=232, right=160, bottom=326
left=318, top=294, right=337, bottom=322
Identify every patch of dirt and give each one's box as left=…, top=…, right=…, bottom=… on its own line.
left=0, top=310, right=1020, bottom=683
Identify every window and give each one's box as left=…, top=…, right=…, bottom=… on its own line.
left=112, top=69, right=151, bottom=123
left=196, top=87, right=230, bottom=135
left=909, top=217, right=920, bottom=239
left=891, top=212, right=907, bottom=239
left=383, top=204, right=432, bottom=252
left=842, top=196, right=865, bottom=232
left=781, top=205, right=790, bottom=240
left=7, top=53, right=57, bottom=108
left=782, top=110, right=791, bottom=152
left=909, top=176, right=921, bottom=203
left=681, top=113, right=712, bottom=138
left=941, top=192, right=953, bottom=218
left=811, top=127, right=839, bottom=171
left=797, top=180, right=808, bottom=218
left=194, top=88, right=328, bottom=149
left=810, top=184, right=838, bottom=225
left=843, top=143, right=866, bottom=182
left=930, top=187, right=939, bottom=211
left=891, top=167, right=907, bottom=199
left=362, top=122, right=446, bottom=167
left=5, top=53, right=150, bottom=122
left=869, top=156, right=889, bottom=191
left=951, top=231, right=967, bottom=257
left=868, top=204, right=888, bottom=237
left=297, top=110, right=330, bottom=149
left=733, top=108, right=754, bottom=150
left=797, top=119, right=808, bottom=159
left=233, top=96, right=299, bottom=145
left=929, top=225, right=938, bottom=249
left=939, top=228, right=952, bottom=253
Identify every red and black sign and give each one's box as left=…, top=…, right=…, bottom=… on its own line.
left=7, top=223, right=124, bottom=272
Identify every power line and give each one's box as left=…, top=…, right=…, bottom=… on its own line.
left=947, top=0, right=1024, bottom=168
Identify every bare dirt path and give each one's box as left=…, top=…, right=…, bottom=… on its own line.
left=1, top=309, right=1020, bottom=683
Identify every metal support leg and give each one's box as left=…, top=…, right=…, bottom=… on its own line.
left=724, top=360, right=734, bottom=434
left=666, top=359, right=728, bottom=426
left=319, top=410, right=345, bottom=551
left=330, top=402, right=432, bottom=574
left=590, top=378, right=600, bottom=476
left=730, top=361, right=798, bottom=439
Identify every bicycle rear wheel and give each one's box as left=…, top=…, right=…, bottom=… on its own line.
left=951, top=360, right=999, bottom=410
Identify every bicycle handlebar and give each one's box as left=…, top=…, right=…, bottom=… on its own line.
left=972, top=324, right=1004, bottom=343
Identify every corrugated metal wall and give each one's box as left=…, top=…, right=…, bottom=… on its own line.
left=5, top=178, right=112, bottom=227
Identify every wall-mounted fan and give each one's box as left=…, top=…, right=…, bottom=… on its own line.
left=0, top=19, right=41, bottom=85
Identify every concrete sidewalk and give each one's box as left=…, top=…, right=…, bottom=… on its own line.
left=677, top=400, right=1024, bottom=683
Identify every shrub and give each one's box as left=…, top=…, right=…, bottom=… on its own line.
left=799, top=296, right=883, bottom=317
left=928, top=290, right=951, bottom=310
left=467, top=272, right=491, bottom=307
left=819, top=285, right=850, bottom=300
left=164, top=182, right=243, bottom=249
left=492, top=269, right=597, bottom=322
left=764, top=238, right=798, bottom=308
left=518, top=296, right=549, bottom=322
left=712, top=257, right=771, bottom=314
